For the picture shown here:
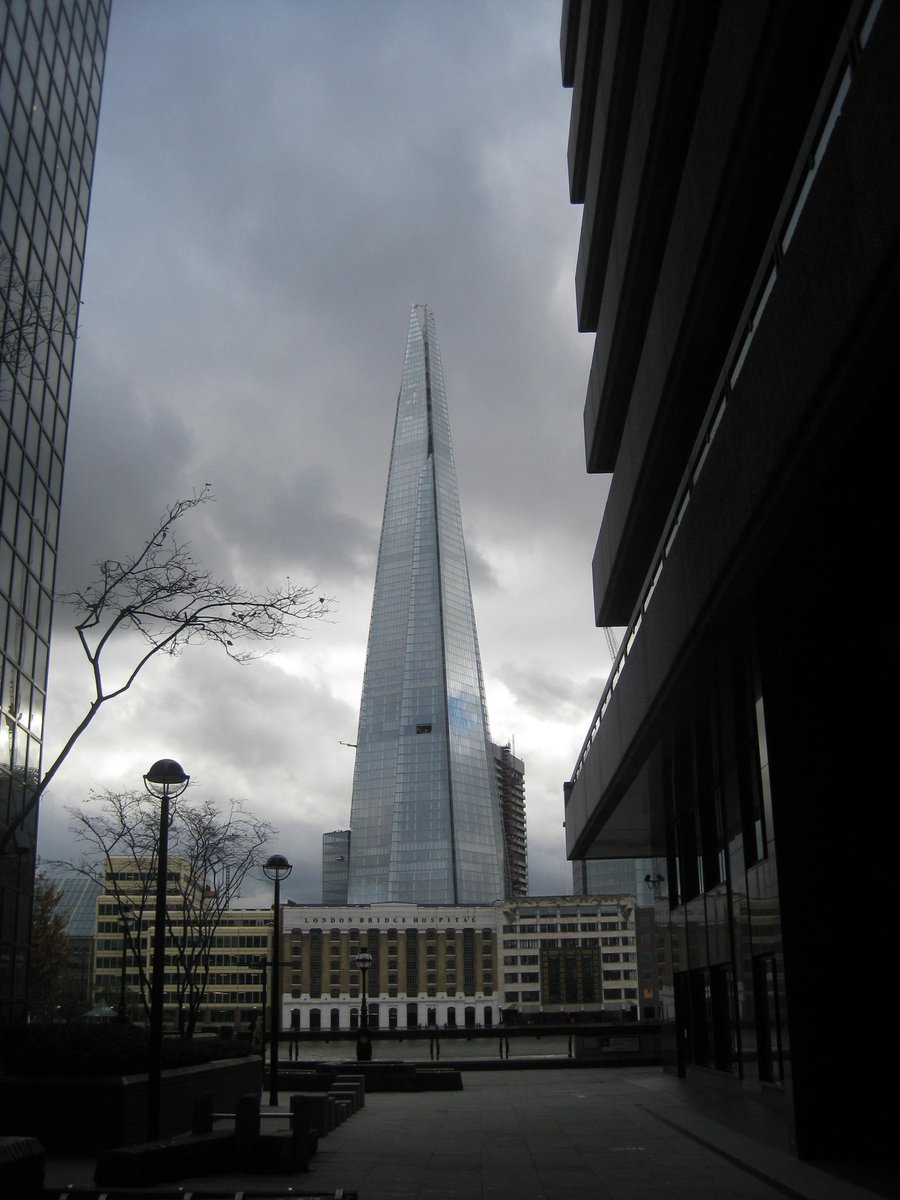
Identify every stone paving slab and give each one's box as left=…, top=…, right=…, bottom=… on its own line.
left=42, top=1067, right=889, bottom=1200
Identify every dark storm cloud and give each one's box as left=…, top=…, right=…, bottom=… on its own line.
left=204, top=463, right=377, bottom=585
left=55, top=351, right=198, bottom=590
left=499, top=662, right=606, bottom=727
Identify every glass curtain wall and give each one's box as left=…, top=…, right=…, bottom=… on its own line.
left=0, top=0, right=110, bottom=1023
left=348, top=305, right=504, bottom=904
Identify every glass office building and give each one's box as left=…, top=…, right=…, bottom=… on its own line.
left=0, top=0, right=109, bottom=1022
left=347, top=305, right=505, bottom=905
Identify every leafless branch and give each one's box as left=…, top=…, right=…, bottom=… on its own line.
left=0, top=486, right=335, bottom=853
left=53, top=788, right=274, bottom=1035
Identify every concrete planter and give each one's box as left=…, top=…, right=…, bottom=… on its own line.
left=0, top=1055, right=262, bottom=1151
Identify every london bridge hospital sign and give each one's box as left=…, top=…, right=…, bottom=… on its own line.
left=286, top=906, right=497, bottom=929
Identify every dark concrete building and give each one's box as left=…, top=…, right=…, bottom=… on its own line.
left=0, top=0, right=109, bottom=1024
left=561, top=0, right=895, bottom=1161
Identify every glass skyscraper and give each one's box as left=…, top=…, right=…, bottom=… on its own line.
left=1, top=0, right=110, bottom=1022
left=347, top=305, right=505, bottom=904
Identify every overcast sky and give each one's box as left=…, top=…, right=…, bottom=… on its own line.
left=37, top=0, right=612, bottom=904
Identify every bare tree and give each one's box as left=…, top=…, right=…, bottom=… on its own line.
left=0, top=485, right=333, bottom=853
left=57, top=787, right=274, bottom=1036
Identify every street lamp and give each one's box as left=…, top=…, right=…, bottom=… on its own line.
left=116, top=904, right=133, bottom=1022
left=235, top=955, right=267, bottom=1053
left=143, top=758, right=190, bottom=1141
left=355, top=950, right=373, bottom=1061
left=263, top=853, right=292, bottom=1106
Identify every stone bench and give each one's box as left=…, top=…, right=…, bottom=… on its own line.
left=94, top=1128, right=234, bottom=1187
left=288, top=1091, right=338, bottom=1135
left=332, top=1075, right=366, bottom=1109
left=416, top=1068, right=463, bottom=1091
left=330, top=1087, right=359, bottom=1114
left=281, top=1067, right=334, bottom=1091
left=0, top=1135, right=44, bottom=1199
left=233, top=1092, right=315, bottom=1174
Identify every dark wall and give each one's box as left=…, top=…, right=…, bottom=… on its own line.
left=755, top=392, right=897, bottom=1157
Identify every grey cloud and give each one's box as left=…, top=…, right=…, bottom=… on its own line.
left=41, top=0, right=603, bottom=898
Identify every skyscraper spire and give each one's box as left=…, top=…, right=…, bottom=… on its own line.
left=347, top=305, right=505, bottom=904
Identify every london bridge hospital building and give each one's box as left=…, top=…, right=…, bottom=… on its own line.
left=278, top=896, right=647, bottom=1031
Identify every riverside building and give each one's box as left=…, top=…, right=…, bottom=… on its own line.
left=277, top=896, right=636, bottom=1031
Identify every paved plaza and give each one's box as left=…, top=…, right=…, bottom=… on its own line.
left=42, top=1066, right=894, bottom=1200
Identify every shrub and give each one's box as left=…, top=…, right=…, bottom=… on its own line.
left=0, top=1023, right=254, bottom=1077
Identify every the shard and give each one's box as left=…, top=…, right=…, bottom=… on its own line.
left=347, top=305, right=505, bottom=904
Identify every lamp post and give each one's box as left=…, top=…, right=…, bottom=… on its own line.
left=235, top=955, right=267, bottom=1053
left=263, top=853, right=292, bottom=1106
left=143, top=758, right=190, bottom=1141
left=355, top=950, right=373, bottom=1061
left=116, top=905, right=133, bottom=1022
left=257, top=956, right=268, bottom=1055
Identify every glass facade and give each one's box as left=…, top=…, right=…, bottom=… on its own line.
left=348, top=305, right=504, bottom=904
left=321, top=829, right=350, bottom=904
left=0, top=0, right=109, bottom=1023
left=572, top=858, right=659, bottom=907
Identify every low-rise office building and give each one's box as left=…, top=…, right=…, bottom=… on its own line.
left=92, top=856, right=271, bottom=1029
